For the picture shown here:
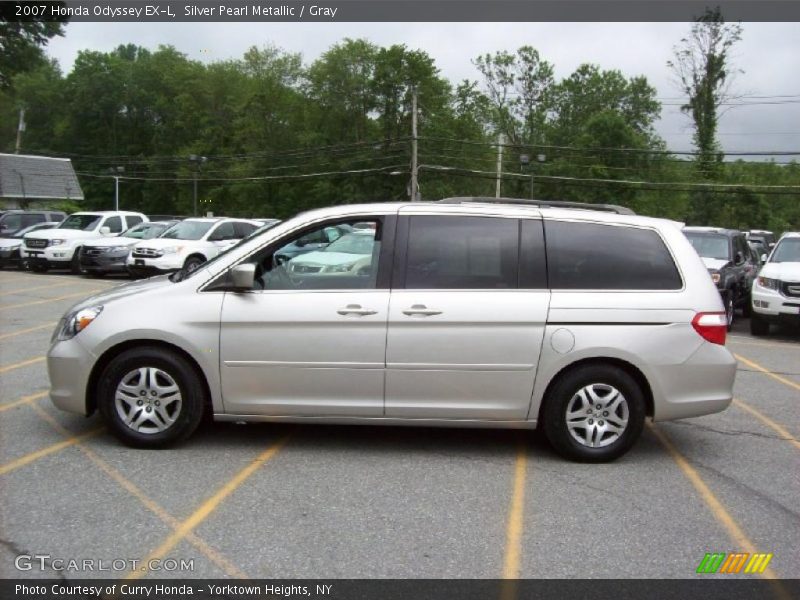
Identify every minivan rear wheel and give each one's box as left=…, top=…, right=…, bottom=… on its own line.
left=97, top=347, right=206, bottom=448
left=543, top=364, right=645, bottom=462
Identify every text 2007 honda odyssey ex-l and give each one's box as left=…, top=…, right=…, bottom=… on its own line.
left=47, top=199, right=736, bottom=462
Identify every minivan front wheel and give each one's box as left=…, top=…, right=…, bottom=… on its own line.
left=543, top=364, right=645, bottom=462
left=97, top=347, right=205, bottom=448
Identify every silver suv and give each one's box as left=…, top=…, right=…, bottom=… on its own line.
left=47, top=200, right=736, bottom=462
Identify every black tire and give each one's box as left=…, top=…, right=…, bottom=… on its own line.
left=742, top=294, right=752, bottom=317
left=750, top=313, right=769, bottom=336
left=723, top=291, right=734, bottom=331
left=542, top=364, right=646, bottom=463
left=70, top=249, right=83, bottom=275
left=97, top=346, right=206, bottom=448
left=183, top=255, right=205, bottom=273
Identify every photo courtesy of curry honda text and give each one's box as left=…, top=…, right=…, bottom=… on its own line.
left=47, top=199, right=737, bottom=462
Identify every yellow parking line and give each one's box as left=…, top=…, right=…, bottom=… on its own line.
left=734, top=353, right=800, bottom=393
left=0, top=289, right=103, bottom=311
left=29, top=404, right=248, bottom=579
left=0, top=280, right=74, bottom=298
left=0, top=391, right=48, bottom=413
left=0, top=356, right=45, bottom=374
left=728, top=337, right=800, bottom=351
left=126, top=434, right=291, bottom=580
left=0, top=428, right=103, bottom=476
left=733, top=399, right=800, bottom=452
left=648, top=424, right=779, bottom=579
left=0, top=322, right=56, bottom=341
left=501, top=440, right=527, bottom=581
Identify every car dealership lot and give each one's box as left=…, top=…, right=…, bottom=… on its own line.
left=0, top=269, right=798, bottom=580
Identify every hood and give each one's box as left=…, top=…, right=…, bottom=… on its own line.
left=26, top=228, right=102, bottom=240
left=291, top=251, right=366, bottom=267
left=760, top=262, right=800, bottom=282
left=700, top=257, right=730, bottom=271
left=0, top=237, right=22, bottom=249
left=83, top=236, right=139, bottom=248
left=67, top=275, right=174, bottom=313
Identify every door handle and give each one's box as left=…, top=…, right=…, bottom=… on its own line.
left=337, top=304, right=377, bottom=316
left=402, top=304, right=442, bottom=317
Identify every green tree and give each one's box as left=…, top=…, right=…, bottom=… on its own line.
left=0, top=18, right=65, bottom=89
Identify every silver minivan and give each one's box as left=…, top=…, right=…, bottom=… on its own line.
left=48, top=199, right=736, bottom=462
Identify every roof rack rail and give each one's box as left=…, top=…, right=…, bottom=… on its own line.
left=438, top=196, right=636, bottom=215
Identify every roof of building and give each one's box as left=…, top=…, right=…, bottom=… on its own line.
left=0, top=153, right=84, bottom=201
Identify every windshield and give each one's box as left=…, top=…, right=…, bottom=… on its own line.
left=0, top=214, right=23, bottom=231
left=161, top=221, right=214, bottom=241
left=770, top=238, right=800, bottom=263
left=323, top=233, right=375, bottom=255
left=59, top=214, right=101, bottom=231
left=684, top=233, right=730, bottom=260
left=124, top=222, right=170, bottom=240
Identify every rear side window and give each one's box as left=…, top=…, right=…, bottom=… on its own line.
left=545, top=221, right=682, bottom=290
left=126, top=215, right=143, bottom=228
left=404, top=216, right=518, bottom=289
left=234, top=222, right=257, bottom=238
left=104, top=216, right=123, bottom=233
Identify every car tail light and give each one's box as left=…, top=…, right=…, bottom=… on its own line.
left=691, top=312, right=727, bottom=345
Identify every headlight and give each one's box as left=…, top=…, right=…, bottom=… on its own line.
left=708, top=270, right=721, bottom=284
left=49, top=239, right=66, bottom=246
left=324, top=262, right=357, bottom=273
left=161, top=246, right=184, bottom=255
left=53, top=305, right=103, bottom=342
left=757, top=276, right=779, bottom=291
left=109, top=245, right=133, bottom=255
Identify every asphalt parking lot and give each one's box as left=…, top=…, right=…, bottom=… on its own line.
left=0, top=268, right=798, bottom=581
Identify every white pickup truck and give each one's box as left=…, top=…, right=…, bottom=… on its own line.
left=22, top=211, right=148, bottom=273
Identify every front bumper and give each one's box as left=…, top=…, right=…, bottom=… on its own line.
left=48, top=335, right=96, bottom=416
left=126, top=254, right=183, bottom=277
left=80, top=253, right=130, bottom=274
left=752, top=284, right=800, bottom=321
left=23, top=246, right=75, bottom=267
left=0, top=247, right=20, bottom=266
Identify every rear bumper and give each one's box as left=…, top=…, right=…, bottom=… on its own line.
left=650, top=341, right=736, bottom=421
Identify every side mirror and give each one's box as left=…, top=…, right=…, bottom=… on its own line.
left=761, top=253, right=767, bottom=263
left=230, top=263, right=255, bottom=291
left=99, top=226, right=111, bottom=235
left=734, top=252, right=744, bottom=265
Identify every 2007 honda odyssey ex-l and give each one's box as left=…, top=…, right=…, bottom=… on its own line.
left=47, top=199, right=736, bottom=462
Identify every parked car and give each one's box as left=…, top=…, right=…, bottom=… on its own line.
left=0, top=209, right=66, bottom=236
left=683, top=227, right=756, bottom=329
left=126, top=217, right=260, bottom=277
left=47, top=199, right=735, bottom=462
left=750, top=232, right=800, bottom=336
left=273, top=223, right=352, bottom=263
left=286, top=230, right=377, bottom=278
left=747, top=229, right=776, bottom=250
left=253, top=218, right=281, bottom=229
left=80, top=220, right=179, bottom=278
left=22, top=211, right=148, bottom=273
left=0, top=222, right=59, bottom=269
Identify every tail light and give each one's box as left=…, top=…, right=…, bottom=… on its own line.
left=691, top=312, right=727, bottom=345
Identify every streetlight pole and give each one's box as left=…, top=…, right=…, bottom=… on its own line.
left=188, top=155, right=207, bottom=216
left=108, top=166, right=124, bottom=210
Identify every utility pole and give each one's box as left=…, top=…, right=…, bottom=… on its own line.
left=188, top=155, right=207, bottom=216
left=495, top=134, right=505, bottom=198
left=15, top=108, right=25, bottom=154
left=410, top=87, right=419, bottom=201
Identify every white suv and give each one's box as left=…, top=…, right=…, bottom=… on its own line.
left=126, top=218, right=260, bottom=277
left=23, top=211, right=148, bottom=273
left=750, top=232, right=800, bottom=335
left=47, top=199, right=735, bottom=462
